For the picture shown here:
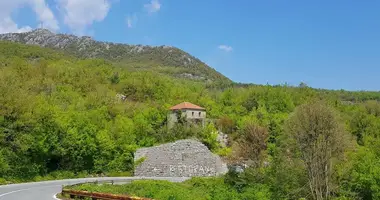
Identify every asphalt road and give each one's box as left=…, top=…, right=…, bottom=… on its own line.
left=0, top=177, right=190, bottom=200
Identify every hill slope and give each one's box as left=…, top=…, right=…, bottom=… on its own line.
left=0, top=29, right=230, bottom=82
left=0, top=40, right=380, bottom=199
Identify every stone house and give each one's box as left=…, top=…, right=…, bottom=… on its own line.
left=167, top=102, right=206, bottom=128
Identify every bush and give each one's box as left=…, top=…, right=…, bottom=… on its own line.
left=239, top=184, right=271, bottom=200
left=199, top=123, right=220, bottom=152
left=216, top=147, right=232, bottom=157
left=0, top=178, right=7, bottom=185
left=105, top=171, right=132, bottom=177
left=68, top=177, right=272, bottom=200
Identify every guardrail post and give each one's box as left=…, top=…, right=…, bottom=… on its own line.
left=91, top=191, right=97, bottom=200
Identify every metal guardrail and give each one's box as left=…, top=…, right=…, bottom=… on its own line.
left=62, top=189, right=153, bottom=200
left=60, top=179, right=153, bottom=200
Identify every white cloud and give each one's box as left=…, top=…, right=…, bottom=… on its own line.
left=144, top=0, right=161, bottom=13
left=0, top=17, right=32, bottom=34
left=126, top=14, right=138, bottom=28
left=218, top=45, right=233, bottom=52
left=127, top=18, right=132, bottom=28
left=56, top=0, right=112, bottom=35
left=30, top=0, right=59, bottom=31
left=0, top=0, right=59, bottom=34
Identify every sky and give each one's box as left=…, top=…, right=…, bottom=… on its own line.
left=0, top=0, right=379, bottom=91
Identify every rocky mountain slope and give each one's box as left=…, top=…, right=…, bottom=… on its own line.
left=0, top=29, right=230, bottom=82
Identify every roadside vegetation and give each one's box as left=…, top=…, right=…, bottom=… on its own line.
left=66, top=178, right=271, bottom=200
left=0, top=41, right=379, bottom=199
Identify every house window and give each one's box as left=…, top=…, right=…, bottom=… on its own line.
left=192, top=112, right=194, bottom=116
left=199, top=112, right=201, bottom=116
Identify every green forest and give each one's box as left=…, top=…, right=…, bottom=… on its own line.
left=0, top=41, right=379, bottom=199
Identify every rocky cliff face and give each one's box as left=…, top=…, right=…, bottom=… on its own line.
left=0, top=29, right=230, bottom=82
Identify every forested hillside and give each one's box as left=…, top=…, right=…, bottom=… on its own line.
left=0, top=41, right=379, bottom=199
left=0, top=29, right=229, bottom=83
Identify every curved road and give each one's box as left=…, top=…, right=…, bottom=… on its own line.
left=0, top=177, right=189, bottom=200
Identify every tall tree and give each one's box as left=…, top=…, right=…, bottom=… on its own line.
left=285, top=101, right=348, bottom=200
left=231, top=123, right=268, bottom=168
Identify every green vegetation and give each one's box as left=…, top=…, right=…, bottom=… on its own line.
left=1, top=41, right=380, bottom=199
left=1, top=30, right=230, bottom=83
left=67, top=178, right=271, bottom=200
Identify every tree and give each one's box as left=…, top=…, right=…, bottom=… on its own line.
left=231, top=123, right=268, bottom=168
left=348, top=145, right=380, bottom=199
left=217, top=116, right=235, bottom=134
left=285, top=101, right=349, bottom=200
left=109, top=72, right=120, bottom=84
left=299, top=82, right=308, bottom=88
left=363, top=100, right=380, bottom=117
left=242, top=94, right=258, bottom=112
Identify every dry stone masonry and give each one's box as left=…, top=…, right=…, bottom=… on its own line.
left=134, top=139, right=228, bottom=177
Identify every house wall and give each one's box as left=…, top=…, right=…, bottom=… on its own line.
left=168, top=112, right=178, bottom=122
left=167, top=112, right=178, bottom=129
left=167, top=109, right=206, bottom=128
left=184, top=109, right=206, bottom=119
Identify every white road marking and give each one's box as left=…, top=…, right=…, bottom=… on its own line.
left=0, top=184, right=62, bottom=198
left=53, top=193, right=61, bottom=200
left=0, top=189, right=29, bottom=197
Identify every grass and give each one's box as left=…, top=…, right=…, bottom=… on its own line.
left=66, top=177, right=271, bottom=200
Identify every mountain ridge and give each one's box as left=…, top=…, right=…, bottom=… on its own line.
left=0, top=29, right=230, bottom=82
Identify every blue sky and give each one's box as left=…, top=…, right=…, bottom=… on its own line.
left=1, top=0, right=380, bottom=91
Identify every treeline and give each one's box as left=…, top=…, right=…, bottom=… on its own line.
left=0, top=42, right=379, bottom=199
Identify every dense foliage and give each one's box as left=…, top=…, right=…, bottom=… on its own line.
left=1, top=41, right=379, bottom=199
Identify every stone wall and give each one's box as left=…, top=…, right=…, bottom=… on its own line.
left=134, top=139, right=228, bottom=177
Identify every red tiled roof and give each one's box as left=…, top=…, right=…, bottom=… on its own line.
left=170, top=102, right=205, bottom=110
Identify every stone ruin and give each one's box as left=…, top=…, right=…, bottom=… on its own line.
left=134, top=139, right=228, bottom=177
